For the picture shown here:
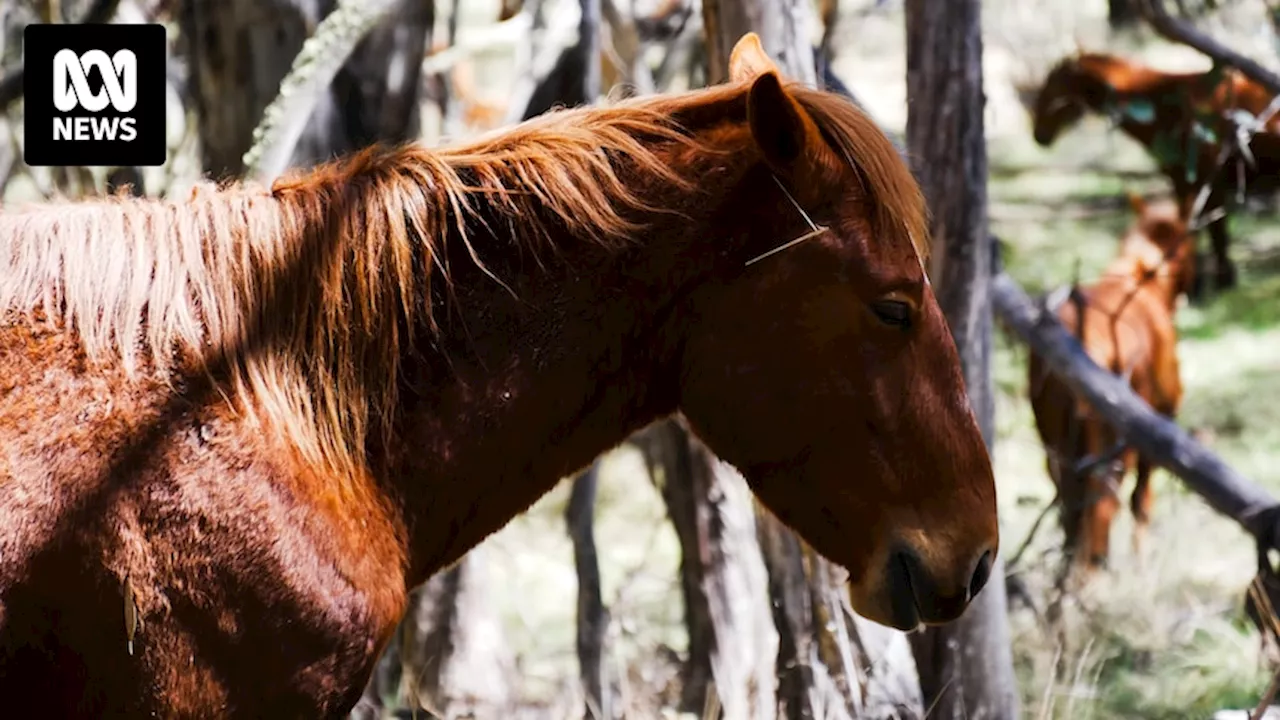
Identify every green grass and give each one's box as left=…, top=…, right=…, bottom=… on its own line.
left=990, top=112, right=1280, bottom=718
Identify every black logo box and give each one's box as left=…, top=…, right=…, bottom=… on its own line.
left=23, top=23, right=168, bottom=168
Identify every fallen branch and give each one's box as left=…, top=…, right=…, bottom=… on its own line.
left=990, top=263, right=1280, bottom=540
left=1136, top=0, right=1280, bottom=95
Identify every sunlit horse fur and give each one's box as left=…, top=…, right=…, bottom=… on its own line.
left=1029, top=192, right=1193, bottom=575
left=0, top=35, right=997, bottom=717
left=1031, top=51, right=1280, bottom=294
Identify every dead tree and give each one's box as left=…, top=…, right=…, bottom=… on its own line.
left=566, top=462, right=611, bottom=720
left=991, top=264, right=1280, bottom=659
left=903, top=1, right=1020, bottom=718
left=633, top=419, right=780, bottom=719
left=395, top=545, right=516, bottom=718
left=177, top=0, right=429, bottom=179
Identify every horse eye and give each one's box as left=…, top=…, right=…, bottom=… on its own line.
left=871, top=300, right=912, bottom=328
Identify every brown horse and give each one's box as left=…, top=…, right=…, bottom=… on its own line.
left=1031, top=51, right=1280, bottom=295
left=1029, top=192, right=1193, bottom=574
left=0, top=34, right=998, bottom=717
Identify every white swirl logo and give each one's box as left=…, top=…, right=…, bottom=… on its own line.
left=52, top=49, right=137, bottom=113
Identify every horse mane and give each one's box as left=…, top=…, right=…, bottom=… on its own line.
left=0, top=79, right=926, bottom=486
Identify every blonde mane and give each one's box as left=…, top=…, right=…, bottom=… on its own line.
left=0, top=81, right=927, bottom=485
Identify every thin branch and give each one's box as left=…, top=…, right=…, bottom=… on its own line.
left=1137, top=0, right=1280, bottom=95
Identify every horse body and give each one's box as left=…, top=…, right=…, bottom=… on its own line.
left=1029, top=194, right=1193, bottom=572
left=1032, top=52, right=1280, bottom=293
left=0, top=36, right=999, bottom=716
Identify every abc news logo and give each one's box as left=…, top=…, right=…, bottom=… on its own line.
left=53, top=49, right=139, bottom=142
left=23, top=24, right=166, bottom=167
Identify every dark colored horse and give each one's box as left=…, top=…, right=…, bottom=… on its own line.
left=0, top=34, right=998, bottom=717
left=1031, top=51, right=1280, bottom=295
left=1029, top=192, right=1193, bottom=575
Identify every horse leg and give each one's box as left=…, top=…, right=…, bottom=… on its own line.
left=1080, top=472, right=1120, bottom=574
left=1208, top=213, right=1237, bottom=291
left=1131, top=455, right=1155, bottom=565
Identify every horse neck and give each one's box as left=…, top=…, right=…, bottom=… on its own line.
left=1068, top=59, right=1185, bottom=148
left=387, top=125, right=760, bottom=582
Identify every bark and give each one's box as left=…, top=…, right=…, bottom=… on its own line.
left=177, top=0, right=430, bottom=181
left=903, top=1, right=1019, bottom=718
left=0, top=0, right=126, bottom=111
left=682, top=4, right=920, bottom=717
left=701, top=0, right=817, bottom=86
left=755, top=512, right=857, bottom=720
left=632, top=419, right=778, bottom=719
left=566, top=462, right=611, bottom=720
left=1109, top=0, right=1139, bottom=28
left=397, top=545, right=517, bottom=718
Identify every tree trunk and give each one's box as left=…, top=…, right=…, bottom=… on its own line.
left=903, top=1, right=1019, bottom=718
left=1109, top=0, right=1138, bottom=28
left=702, top=0, right=816, bottom=86
left=397, top=545, right=517, bottom=718
left=177, top=0, right=431, bottom=180
left=695, top=3, right=920, bottom=718
left=566, top=462, right=612, bottom=720
left=632, top=418, right=778, bottom=719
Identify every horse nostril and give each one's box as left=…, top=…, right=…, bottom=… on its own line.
left=968, top=548, right=994, bottom=601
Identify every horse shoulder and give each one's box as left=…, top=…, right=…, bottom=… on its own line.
left=0, top=325, right=408, bottom=715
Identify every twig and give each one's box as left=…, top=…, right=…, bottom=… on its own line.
left=1251, top=665, right=1280, bottom=720
left=1006, top=492, right=1061, bottom=572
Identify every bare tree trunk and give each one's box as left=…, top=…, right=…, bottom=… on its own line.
left=702, top=0, right=817, bottom=86
left=397, top=544, right=516, bottom=718
left=1109, top=0, right=1138, bottom=28
left=632, top=419, right=778, bottom=720
left=903, top=1, right=1019, bottom=718
left=756, top=512, right=856, bottom=720
left=177, top=0, right=431, bottom=180
left=566, top=462, right=611, bottom=720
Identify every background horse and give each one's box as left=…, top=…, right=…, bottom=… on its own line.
left=1029, top=192, right=1194, bottom=576
left=1030, top=51, right=1280, bottom=295
left=0, top=35, right=997, bottom=718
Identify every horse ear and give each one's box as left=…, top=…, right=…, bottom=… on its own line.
left=730, top=32, right=781, bottom=83
left=746, top=71, right=835, bottom=182
left=1126, top=190, right=1146, bottom=216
